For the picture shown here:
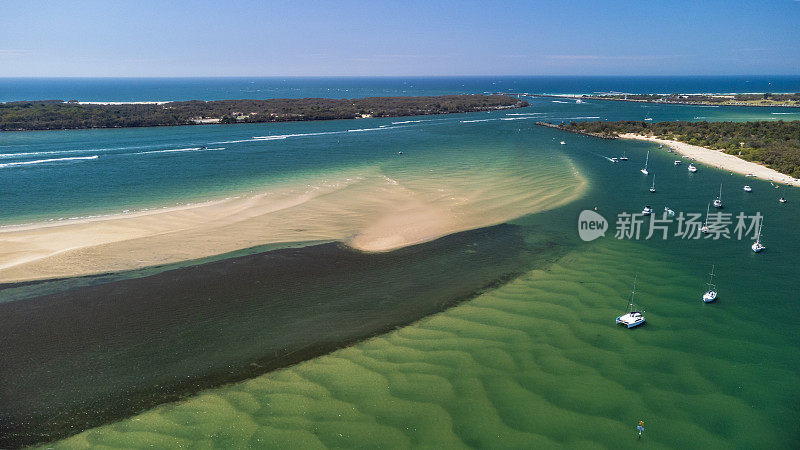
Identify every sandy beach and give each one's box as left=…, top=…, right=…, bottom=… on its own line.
left=0, top=164, right=586, bottom=283
left=619, top=133, right=800, bottom=187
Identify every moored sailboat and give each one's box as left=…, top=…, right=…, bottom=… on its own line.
left=713, top=183, right=723, bottom=208
left=752, top=221, right=765, bottom=253
left=617, top=276, right=646, bottom=328
left=701, top=203, right=710, bottom=234
left=640, top=151, right=649, bottom=175
left=702, top=264, right=718, bottom=303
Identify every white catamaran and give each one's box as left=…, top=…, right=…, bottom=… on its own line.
left=616, top=276, right=646, bottom=328
left=713, top=183, right=723, bottom=208
left=752, top=221, right=765, bottom=253
left=702, top=264, right=718, bottom=303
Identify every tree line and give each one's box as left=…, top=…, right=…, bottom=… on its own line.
left=0, top=95, right=526, bottom=131
left=560, top=120, right=800, bottom=178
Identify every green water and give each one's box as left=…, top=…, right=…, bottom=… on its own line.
left=51, top=130, right=799, bottom=448
left=53, top=239, right=799, bottom=449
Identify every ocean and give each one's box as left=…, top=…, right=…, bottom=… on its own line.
left=0, top=77, right=798, bottom=448
left=2, top=76, right=800, bottom=103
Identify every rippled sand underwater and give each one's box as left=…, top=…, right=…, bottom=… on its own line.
left=52, top=238, right=798, bottom=449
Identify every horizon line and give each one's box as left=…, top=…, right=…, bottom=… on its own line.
left=2, top=74, right=800, bottom=79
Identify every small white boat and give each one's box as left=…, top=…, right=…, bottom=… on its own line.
left=609, top=157, right=619, bottom=163
left=779, top=197, right=787, bottom=203
left=752, top=222, right=765, bottom=253
left=649, top=175, right=656, bottom=193
left=688, top=164, right=697, bottom=173
left=617, top=312, right=644, bottom=328
left=743, top=185, right=752, bottom=192
left=617, top=277, right=645, bottom=328
left=642, top=205, right=653, bottom=215
left=620, top=152, right=628, bottom=161
left=701, top=203, right=710, bottom=234
left=576, top=99, right=583, bottom=104
left=674, top=160, right=682, bottom=165
left=713, top=183, right=723, bottom=208
left=560, top=141, right=566, bottom=145
left=641, top=151, right=649, bottom=175
left=397, top=151, right=404, bottom=155
left=702, top=264, right=718, bottom=303
left=645, top=118, right=653, bottom=121
left=664, top=206, right=675, bottom=216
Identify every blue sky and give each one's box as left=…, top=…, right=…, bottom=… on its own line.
left=2, top=0, right=799, bottom=76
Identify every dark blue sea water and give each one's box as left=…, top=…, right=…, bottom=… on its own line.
left=1, top=76, right=800, bottom=102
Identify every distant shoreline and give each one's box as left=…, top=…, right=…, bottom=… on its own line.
left=0, top=95, right=527, bottom=132
left=504, top=92, right=800, bottom=108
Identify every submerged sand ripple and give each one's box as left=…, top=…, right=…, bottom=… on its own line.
left=51, top=241, right=799, bottom=449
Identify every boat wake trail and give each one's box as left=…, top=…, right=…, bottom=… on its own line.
left=0, top=155, right=99, bottom=168
left=136, top=147, right=226, bottom=155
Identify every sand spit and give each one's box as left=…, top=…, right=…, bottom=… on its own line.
left=0, top=164, right=586, bottom=282
left=619, top=134, right=800, bottom=187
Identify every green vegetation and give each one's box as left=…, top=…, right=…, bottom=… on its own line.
left=577, top=93, right=800, bottom=107
left=561, top=120, right=800, bottom=178
left=0, top=95, right=526, bottom=131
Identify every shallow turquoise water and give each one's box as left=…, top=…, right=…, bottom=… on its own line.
left=0, top=94, right=795, bottom=225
